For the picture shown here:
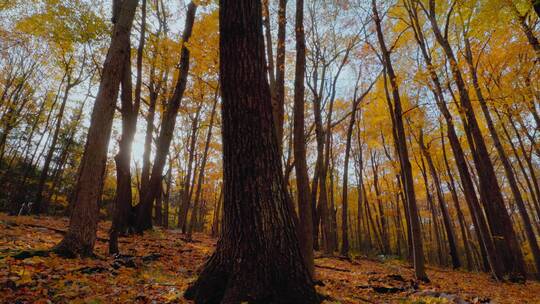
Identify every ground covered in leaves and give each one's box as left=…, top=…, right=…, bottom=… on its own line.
left=1, top=214, right=539, bottom=304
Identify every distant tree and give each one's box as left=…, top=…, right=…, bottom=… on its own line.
left=135, top=1, right=197, bottom=232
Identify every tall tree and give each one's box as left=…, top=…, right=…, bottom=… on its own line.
left=53, top=0, right=139, bottom=257
left=110, top=0, right=147, bottom=254
left=135, top=2, right=197, bottom=232
left=292, top=0, right=314, bottom=277
left=417, top=130, right=460, bottom=269
left=34, top=56, right=85, bottom=214
left=340, top=77, right=374, bottom=256
left=403, top=0, right=501, bottom=277
left=423, top=0, right=526, bottom=280
left=372, top=0, right=428, bottom=281
left=184, top=0, right=320, bottom=301
left=187, top=90, right=219, bottom=239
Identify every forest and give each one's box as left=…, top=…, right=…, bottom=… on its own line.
left=1, top=0, right=540, bottom=303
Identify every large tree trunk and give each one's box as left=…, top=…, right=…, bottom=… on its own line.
left=53, top=0, right=138, bottom=257
left=292, top=0, right=314, bottom=277
left=135, top=2, right=197, bottom=232
left=184, top=1, right=320, bottom=302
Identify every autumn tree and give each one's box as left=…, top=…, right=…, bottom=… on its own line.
left=184, top=0, right=320, bottom=301
left=53, top=0, right=139, bottom=257
left=135, top=1, right=197, bottom=232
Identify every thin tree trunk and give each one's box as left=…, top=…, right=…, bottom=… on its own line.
left=34, top=79, right=73, bottom=214
left=136, top=2, right=197, bottom=232
left=464, top=36, right=540, bottom=274
left=424, top=0, right=526, bottom=279
left=373, top=0, right=427, bottom=281
left=178, top=104, right=202, bottom=230
left=292, top=0, right=315, bottom=277
left=53, top=0, right=139, bottom=257
left=418, top=131, right=460, bottom=268
left=187, top=91, right=219, bottom=239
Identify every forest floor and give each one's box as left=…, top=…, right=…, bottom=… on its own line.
left=0, top=214, right=539, bottom=304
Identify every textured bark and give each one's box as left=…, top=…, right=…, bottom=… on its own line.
left=53, top=0, right=138, bottom=257
left=292, top=0, right=315, bottom=277
left=211, top=183, right=223, bottom=237
left=184, top=1, right=320, bottom=302
left=262, top=0, right=275, bottom=93
left=274, top=0, right=287, bottom=151
left=135, top=2, right=197, bottom=232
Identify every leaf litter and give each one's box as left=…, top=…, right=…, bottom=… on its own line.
left=1, top=214, right=539, bottom=303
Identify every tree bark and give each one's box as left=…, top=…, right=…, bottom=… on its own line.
left=274, top=0, right=287, bottom=151
left=53, top=0, right=139, bottom=257
left=293, top=0, right=315, bottom=277
left=135, top=2, right=197, bottom=232
left=184, top=0, right=320, bottom=302
left=373, top=0, right=427, bottom=281
left=425, top=1, right=526, bottom=279
left=464, top=36, right=540, bottom=274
